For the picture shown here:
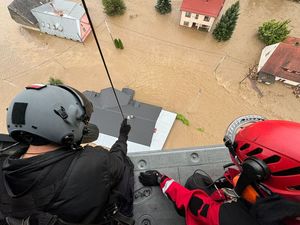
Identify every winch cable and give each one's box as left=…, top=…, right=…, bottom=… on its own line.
left=81, top=0, right=125, bottom=120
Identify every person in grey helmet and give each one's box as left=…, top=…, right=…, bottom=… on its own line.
left=0, top=84, right=134, bottom=225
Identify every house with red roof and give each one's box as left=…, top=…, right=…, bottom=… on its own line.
left=179, top=0, right=224, bottom=32
left=258, top=37, right=300, bottom=86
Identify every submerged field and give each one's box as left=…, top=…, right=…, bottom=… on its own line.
left=1, top=0, right=300, bottom=149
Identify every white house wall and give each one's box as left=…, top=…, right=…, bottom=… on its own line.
left=257, top=43, right=279, bottom=72
left=94, top=133, right=150, bottom=153
left=31, top=10, right=82, bottom=42
left=150, top=110, right=176, bottom=151
left=180, top=11, right=215, bottom=31
left=275, top=77, right=300, bottom=86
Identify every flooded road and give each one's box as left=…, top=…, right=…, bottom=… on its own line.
left=1, top=0, right=300, bottom=149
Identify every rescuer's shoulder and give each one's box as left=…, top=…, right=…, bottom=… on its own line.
left=82, top=143, right=110, bottom=152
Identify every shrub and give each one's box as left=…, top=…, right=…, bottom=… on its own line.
left=212, top=1, right=240, bottom=41
left=155, top=0, right=172, bottom=14
left=114, top=38, right=120, bottom=48
left=176, top=114, right=190, bottom=126
left=48, top=77, right=63, bottom=85
left=258, top=19, right=291, bottom=45
left=114, top=38, right=124, bottom=49
left=197, top=127, right=205, bottom=132
left=102, top=0, right=126, bottom=16
left=118, top=39, right=124, bottom=49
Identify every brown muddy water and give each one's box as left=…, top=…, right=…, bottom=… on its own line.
left=1, top=0, right=300, bottom=149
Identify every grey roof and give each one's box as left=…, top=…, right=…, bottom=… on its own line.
left=0, top=134, right=15, bottom=143
left=8, top=0, right=51, bottom=28
left=32, top=1, right=85, bottom=19
left=84, top=88, right=162, bottom=146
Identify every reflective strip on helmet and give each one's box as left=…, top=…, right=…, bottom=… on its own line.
left=26, top=84, right=47, bottom=90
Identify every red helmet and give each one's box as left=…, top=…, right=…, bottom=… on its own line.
left=224, top=115, right=300, bottom=202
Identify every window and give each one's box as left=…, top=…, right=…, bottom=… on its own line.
left=183, top=21, right=189, bottom=26
left=195, top=14, right=199, bottom=19
left=185, top=12, right=191, bottom=18
left=204, top=16, right=210, bottom=22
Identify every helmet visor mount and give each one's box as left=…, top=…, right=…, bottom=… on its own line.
left=224, top=115, right=266, bottom=165
left=57, top=85, right=98, bottom=144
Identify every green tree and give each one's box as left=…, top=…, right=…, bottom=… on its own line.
left=114, top=38, right=120, bottom=48
left=155, top=0, right=171, bottom=14
left=102, top=0, right=126, bottom=16
left=212, top=1, right=240, bottom=41
left=114, top=38, right=124, bottom=49
left=258, top=19, right=291, bottom=45
left=118, top=39, right=124, bottom=49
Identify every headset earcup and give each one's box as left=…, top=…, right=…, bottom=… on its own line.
left=235, top=157, right=270, bottom=196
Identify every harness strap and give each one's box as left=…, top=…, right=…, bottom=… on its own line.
left=113, top=212, right=135, bottom=225
left=45, top=152, right=80, bottom=211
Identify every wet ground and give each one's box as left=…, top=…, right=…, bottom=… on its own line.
left=1, top=0, right=300, bottom=149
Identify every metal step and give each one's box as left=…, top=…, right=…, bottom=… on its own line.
left=129, top=146, right=230, bottom=225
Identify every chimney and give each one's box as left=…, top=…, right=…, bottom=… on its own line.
left=50, top=0, right=64, bottom=16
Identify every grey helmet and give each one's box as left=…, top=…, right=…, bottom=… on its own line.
left=6, top=84, right=97, bottom=146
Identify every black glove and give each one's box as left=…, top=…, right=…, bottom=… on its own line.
left=139, top=170, right=163, bottom=186
left=119, top=119, right=131, bottom=140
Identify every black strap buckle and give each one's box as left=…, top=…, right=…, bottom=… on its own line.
left=102, top=204, right=135, bottom=225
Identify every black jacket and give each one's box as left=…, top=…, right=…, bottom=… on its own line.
left=0, top=139, right=129, bottom=224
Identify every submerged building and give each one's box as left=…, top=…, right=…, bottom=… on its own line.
left=179, top=0, right=225, bottom=32
left=8, top=0, right=91, bottom=42
left=84, top=87, right=177, bottom=153
left=258, top=37, right=300, bottom=86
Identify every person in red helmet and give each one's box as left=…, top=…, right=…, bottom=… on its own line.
left=226, top=116, right=300, bottom=202
left=139, top=115, right=300, bottom=225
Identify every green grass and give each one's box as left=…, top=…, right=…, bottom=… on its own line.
left=48, top=77, right=63, bottom=85
left=197, top=127, right=205, bottom=132
left=176, top=114, right=190, bottom=126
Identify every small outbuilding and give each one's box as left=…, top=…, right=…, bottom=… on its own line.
left=8, top=0, right=91, bottom=42
left=8, top=0, right=51, bottom=29
left=179, top=0, right=224, bottom=32
left=84, top=88, right=177, bottom=153
left=258, top=37, right=300, bottom=86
